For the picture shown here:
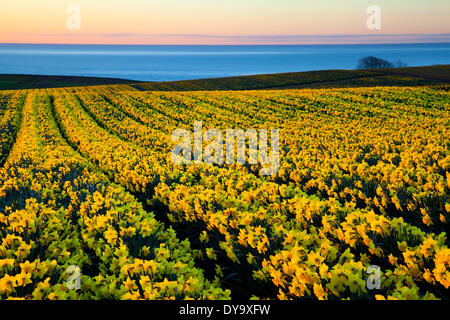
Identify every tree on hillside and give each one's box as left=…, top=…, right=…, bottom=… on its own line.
left=357, top=56, right=394, bottom=69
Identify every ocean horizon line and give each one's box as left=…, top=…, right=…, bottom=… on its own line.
left=2, top=42, right=450, bottom=46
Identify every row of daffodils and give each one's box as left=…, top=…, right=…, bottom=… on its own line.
left=0, top=84, right=448, bottom=299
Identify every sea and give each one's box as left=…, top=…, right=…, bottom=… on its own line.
left=0, top=43, right=449, bottom=81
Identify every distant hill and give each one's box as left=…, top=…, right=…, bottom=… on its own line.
left=131, top=69, right=385, bottom=91
left=376, top=65, right=450, bottom=82
left=1, top=65, right=448, bottom=91
left=130, top=65, right=449, bottom=91
left=0, top=74, right=137, bottom=90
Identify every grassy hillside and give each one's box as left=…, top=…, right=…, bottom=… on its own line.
left=0, top=74, right=137, bottom=90
left=377, top=65, right=450, bottom=82
left=131, top=69, right=385, bottom=91
left=112, top=65, right=450, bottom=91
left=1, top=65, right=448, bottom=91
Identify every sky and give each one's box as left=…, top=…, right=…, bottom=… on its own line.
left=1, top=0, right=449, bottom=44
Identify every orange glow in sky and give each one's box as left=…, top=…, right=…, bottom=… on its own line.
left=1, top=0, right=449, bottom=44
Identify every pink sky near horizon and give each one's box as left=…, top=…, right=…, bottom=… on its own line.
left=1, top=0, right=449, bottom=45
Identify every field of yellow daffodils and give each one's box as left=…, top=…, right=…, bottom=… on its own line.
left=0, top=84, right=448, bottom=300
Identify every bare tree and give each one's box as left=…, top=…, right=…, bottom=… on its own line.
left=357, top=56, right=394, bottom=69
left=393, top=60, right=408, bottom=68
